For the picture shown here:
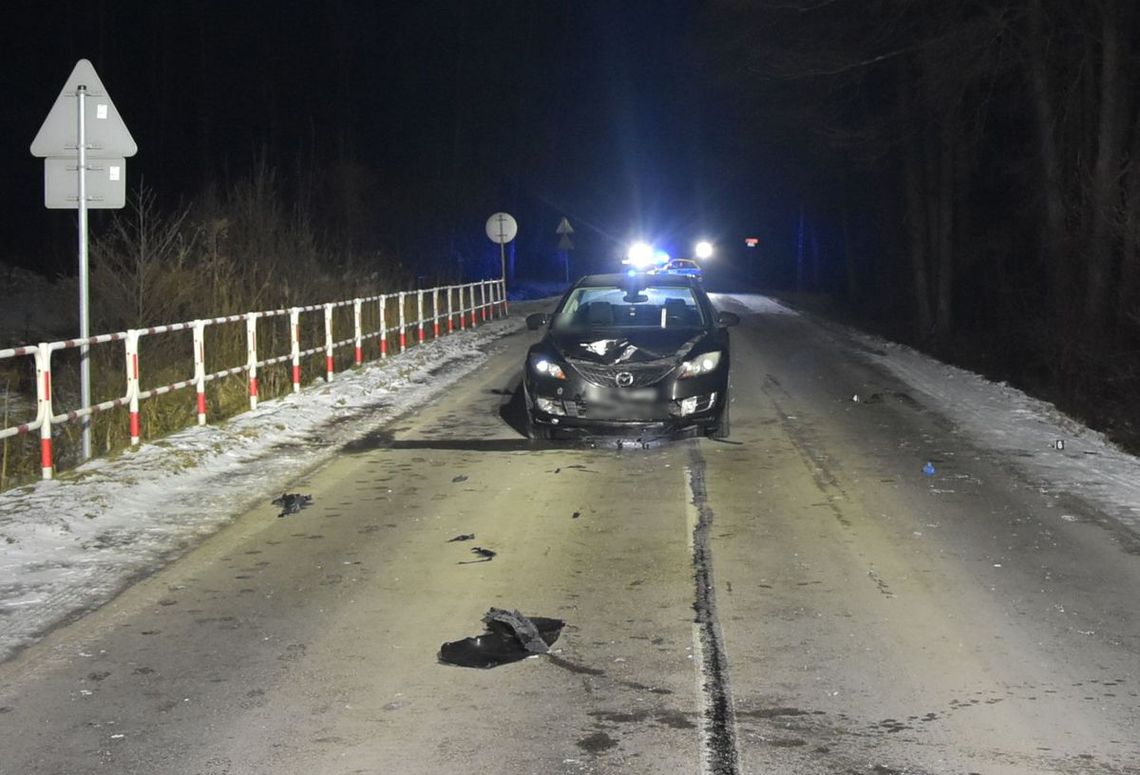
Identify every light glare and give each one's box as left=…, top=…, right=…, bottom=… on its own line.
left=627, top=241, right=653, bottom=267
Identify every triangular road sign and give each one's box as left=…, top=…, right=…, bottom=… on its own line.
left=558, top=234, right=574, bottom=251
left=556, top=217, right=574, bottom=235
left=31, top=59, right=137, bottom=158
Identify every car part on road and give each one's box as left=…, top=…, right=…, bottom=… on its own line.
left=439, top=608, right=566, bottom=669
left=271, top=492, right=312, bottom=517
left=463, top=546, right=496, bottom=562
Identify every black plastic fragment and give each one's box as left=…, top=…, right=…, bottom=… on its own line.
left=483, top=608, right=548, bottom=653
left=439, top=608, right=565, bottom=669
left=470, top=547, right=496, bottom=560
left=448, top=533, right=476, bottom=542
left=272, top=493, right=313, bottom=517
left=452, top=475, right=468, bottom=483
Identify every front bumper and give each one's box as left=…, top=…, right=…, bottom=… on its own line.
left=525, top=371, right=725, bottom=438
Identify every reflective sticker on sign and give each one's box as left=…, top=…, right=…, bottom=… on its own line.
left=109, top=166, right=121, bottom=181
left=97, top=104, right=108, bottom=120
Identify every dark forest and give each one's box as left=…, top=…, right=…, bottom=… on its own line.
left=700, top=0, right=1140, bottom=451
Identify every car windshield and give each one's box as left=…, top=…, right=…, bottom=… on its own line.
left=551, top=284, right=706, bottom=330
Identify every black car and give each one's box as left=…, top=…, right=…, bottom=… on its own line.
left=523, top=272, right=739, bottom=440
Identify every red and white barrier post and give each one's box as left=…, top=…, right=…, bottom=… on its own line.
left=379, top=295, right=388, bottom=358
left=126, top=330, right=141, bottom=446
left=499, top=278, right=509, bottom=317
left=417, top=289, right=425, bottom=344
left=36, top=344, right=53, bottom=480
left=480, top=281, right=488, bottom=321
left=469, top=284, right=478, bottom=328
left=194, top=321, right=207, bottom=424
left=446, top=286, right=454, bottom=333
left=353, top=298, right=363, bottom=366
left=398, top=291, right=407, bottom=351
left=432, top=287, right=441, bottom=338
left=246, top=313, right=259, bottom=409
left=290, top=308, right=302, bottom=392
left=324, top=303, right=335, bottom=381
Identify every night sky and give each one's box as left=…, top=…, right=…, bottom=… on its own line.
left=3, top=1, right=775, bottom=280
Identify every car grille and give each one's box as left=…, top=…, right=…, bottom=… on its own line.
left=568, top=358, right=676, bottom=388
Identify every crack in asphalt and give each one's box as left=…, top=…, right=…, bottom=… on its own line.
left=687, top=443, right=741, bottom=775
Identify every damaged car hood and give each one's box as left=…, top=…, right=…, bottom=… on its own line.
left=550, top=329, right=704, bottom=365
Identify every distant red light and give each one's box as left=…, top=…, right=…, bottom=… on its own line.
left=745, top=237, right=759, bottom=248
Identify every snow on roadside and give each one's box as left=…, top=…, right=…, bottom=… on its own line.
left=861, top=336, right=1140, bottom=530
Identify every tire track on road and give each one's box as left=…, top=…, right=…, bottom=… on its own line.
left=687, top=442, right=741, bottom=775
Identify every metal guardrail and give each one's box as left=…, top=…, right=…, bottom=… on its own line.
left=0, top=279, right=507, bottom=480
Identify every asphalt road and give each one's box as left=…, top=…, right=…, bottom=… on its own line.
left=1, top=295, right=1138, bottom=775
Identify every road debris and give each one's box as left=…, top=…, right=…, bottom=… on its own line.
left=448, top=533, right=475, bottom=542
left=439, top=608, right=565, bottom=669
left=468, top=546, right=496, bottom=561
left=922, top=461, right=936, bottom=476
left=272, top=493, right=313, bottom=517
left=452, top=475, right=468, bottom=483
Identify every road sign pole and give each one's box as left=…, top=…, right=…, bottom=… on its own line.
left=32, top=59, right=138, bottom=464
left=77, top=85, right=92, bottom=460
left=499, top=240, right=506, bottom=288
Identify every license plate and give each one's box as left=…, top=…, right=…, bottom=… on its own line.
left=623, top=389, right=656, bottom=401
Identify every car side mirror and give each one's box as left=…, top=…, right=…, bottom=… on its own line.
left=526, top=312, right=550, bottom=330
left=716, top=311, right=740, bottom=327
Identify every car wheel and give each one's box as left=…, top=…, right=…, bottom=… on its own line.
left=708, top=391, right=730, bottom=439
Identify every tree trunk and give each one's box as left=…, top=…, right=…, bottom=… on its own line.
left=796, top=202, right=806, bottom=293
left=933, top=122, right=955, bottom=348
left=1085, top=0, right=1129, bottom=333
left=840, top=176, right=860, bottom=304
left=1026, top=0, right=1075, bottom=386
left=1120, top=104, right=1140, bottom=327
left=903, top=120, right=934, bottom=343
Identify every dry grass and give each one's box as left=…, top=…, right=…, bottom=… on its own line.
left=1, top=166, right=422, bottom=490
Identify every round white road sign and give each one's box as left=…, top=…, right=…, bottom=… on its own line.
left=486, top=212, right=518, bottom=244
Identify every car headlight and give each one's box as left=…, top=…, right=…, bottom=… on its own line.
left=678, top=350, right=722, bottom=378
left=529, top=355, right=567, bottom=380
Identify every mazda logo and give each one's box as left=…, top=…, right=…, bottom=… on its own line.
left=615, top=372, right=634, bottom=387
